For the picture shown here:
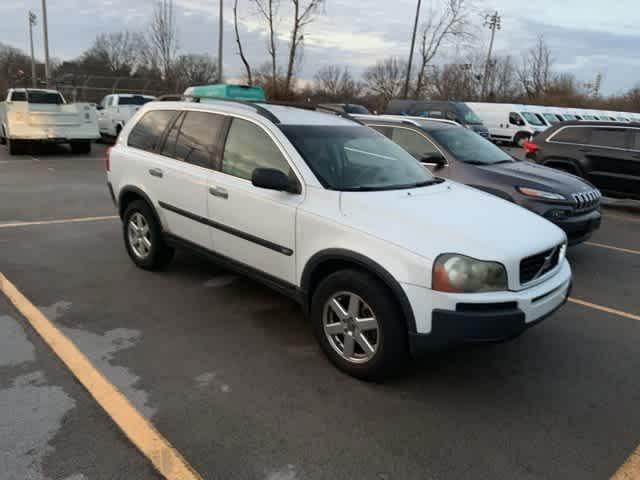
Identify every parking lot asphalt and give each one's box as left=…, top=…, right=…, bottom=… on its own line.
left=1, top=143, right=639, bottom=480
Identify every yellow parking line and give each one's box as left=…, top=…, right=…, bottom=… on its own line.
left=0, top=273, right=203, bottom=480
left=568, top=297, right=640, bottom=322
left=585, top=242, right=640, bottom=256
left=0, top=215, right=118, bottom=229
left=611, top=445, right=640, bottom=479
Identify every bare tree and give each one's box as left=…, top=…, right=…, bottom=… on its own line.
left=518, top=35, right=553, bottom=100
left=485, top=55, right=520, bottom=101
left=284, top=0, right=324, bottom=96
left=252, top=0, right=279, bottom=90
left=414, top=0, right=473, bottom=98
left=233, top=0, right=253, bottom=84
left=174, top=54, right=218, bottom=91
left=314, top=65, right=358, bottom=99
left=149, top=0, right=178, bottom=85
left=88, top=31, right=144, bottom=74
left=363, top=57, right=407, bottom=104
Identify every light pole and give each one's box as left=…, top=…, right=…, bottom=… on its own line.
left=28, top=11, right=37, bottom=88
left=481, top=11, right=500, bottom=100
left=217, top=0, right=223, bottom=83
left=41, top=0, right=51, bottom=87
left=402, top=0, right=422, bottom=99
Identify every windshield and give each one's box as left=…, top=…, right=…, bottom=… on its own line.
left=583, top=115, right=596, bottom=120
left=119, top=96, right=154, bottom=106
left=279, top=125, right=434, bottom=191
left=521, top=112, right=545, bottom=126
left=456, top=104, right=482, bottom=125
left=27, top=91, right=64, bottom=104
left=543, top=113, right=560, bottom=124
left=429, top=126, right=514, bottom=165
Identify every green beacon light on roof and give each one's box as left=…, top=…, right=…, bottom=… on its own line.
left=184, top=84, right=266, bottom=102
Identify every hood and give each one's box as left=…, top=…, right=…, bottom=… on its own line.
left=339, top=181, right=566, bottom=270
left=477, top=160, right=594, bottom=197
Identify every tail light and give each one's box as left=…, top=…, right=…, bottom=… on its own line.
left=523, top=141, right=538, bottom=154
left=105, top=146, right=111, bottom=172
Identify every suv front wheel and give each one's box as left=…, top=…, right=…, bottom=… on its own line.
left=123, top=200, right=174, bottom=270
left=311, top=269, right=409, bottom=381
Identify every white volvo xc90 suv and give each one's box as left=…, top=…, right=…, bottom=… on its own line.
left=106, top=99, right=572, bottom=380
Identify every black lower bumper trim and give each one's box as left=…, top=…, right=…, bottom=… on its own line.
left=409, top=283, right=571, bottom=356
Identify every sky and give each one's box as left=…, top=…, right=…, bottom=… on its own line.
left=2, top=0, right=639, bottom=95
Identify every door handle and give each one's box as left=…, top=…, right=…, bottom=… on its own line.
left=148, top=168, right=163, bottom=178
left=209, top=186, right=228, bottom=199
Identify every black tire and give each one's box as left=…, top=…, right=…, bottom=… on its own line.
left=70, top=141, right=91, bottom=154
left=513, top=132, right=530, bottom=148
left=311, top=269, right=409, bottom=381
left=122, top=200, right=174, bottom=270
left=8, top=138, right=25, bottom=155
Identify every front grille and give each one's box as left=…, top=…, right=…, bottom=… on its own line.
left=572, top=189, right=601, bottom=213
left=520, top=245, right=561, bottom=285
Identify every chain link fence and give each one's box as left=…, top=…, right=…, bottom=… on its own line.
left=53, top=75, right=172, bottom=104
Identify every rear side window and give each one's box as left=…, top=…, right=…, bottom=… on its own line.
left=389, top=127, right=439, bottom=160
left=172, top=111, right=225, bottom=169
left=10, top=91, right=26, bottom=101
left=550, top=127, right=590, bottom=144
left=589, top=127, right=627, bottom=149
left=222, top=118, right=291, bottom=180
left=127, top=110, right=176, bottom=153
left=630, top=130, right=640, bottom=151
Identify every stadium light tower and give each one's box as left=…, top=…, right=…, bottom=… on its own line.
left=481, top=11, right=501, bottom=99
left=217, top=0, right=223, bottom=82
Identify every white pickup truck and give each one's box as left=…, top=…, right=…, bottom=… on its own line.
left=96, top=93, right=156, bottom=138
left=0, top=88, right=99, bottom=155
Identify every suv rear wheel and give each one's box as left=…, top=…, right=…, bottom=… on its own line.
left=311, top=269, right=408, bottom=381
left=123, top=200, right=174, bottom=270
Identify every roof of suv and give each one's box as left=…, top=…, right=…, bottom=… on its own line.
left=147, top=99, right=358, bottom=127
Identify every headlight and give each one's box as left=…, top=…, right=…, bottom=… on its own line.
left=517, top=187, right=566, bottom=201
left=433, top=254, right=508, bottom=293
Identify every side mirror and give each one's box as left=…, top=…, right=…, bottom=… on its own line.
left=252, top=168, right=296, bottom=192
left=420, top=153, right=447, bottom=167
left=96, top=105, right=103, bottom=111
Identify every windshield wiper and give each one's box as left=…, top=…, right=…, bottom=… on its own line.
left=341, top=179, right=442, bottom=191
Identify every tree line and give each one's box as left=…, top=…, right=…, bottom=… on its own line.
left=1, top=0, right=638, bottom=113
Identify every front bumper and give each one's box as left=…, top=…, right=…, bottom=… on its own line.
left=552, top=209, right=601, bottom=245
left=403, top=259, right=572, bottom=356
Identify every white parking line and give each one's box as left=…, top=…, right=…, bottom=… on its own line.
left=0, top=216, right=118, bottom=229
left=585, top=242, right=640, bottom=256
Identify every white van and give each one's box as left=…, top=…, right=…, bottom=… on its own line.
left=466, top=102, right=547, bottom=146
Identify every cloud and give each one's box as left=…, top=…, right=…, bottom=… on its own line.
left=2, top=0, right=638, bottom=94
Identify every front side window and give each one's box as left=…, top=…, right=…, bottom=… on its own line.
left=280, top=125, right=434, bottom=191
left=389, top=127, right=439, bottom=161
left=127, top=110, right=176, bottom=153
left=222, top=118, right=291, bottom=181
left=509, top=112, right=525, bottom=126
left=521, top=112, right=545, bottom=126
left=551, top=127, right=590, bottom=144
left=429, top=126, right=514, bottom=165
left=172, top=111, right=225, bottom=168
left=589, top=127, right=628, bottom=149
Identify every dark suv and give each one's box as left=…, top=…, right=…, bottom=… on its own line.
left=524, top=121, right=640, bottom=200
left=359, top=116, right=601, bottom=245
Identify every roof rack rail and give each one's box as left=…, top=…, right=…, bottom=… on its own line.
left=154, top=94, right=365, bottom=126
